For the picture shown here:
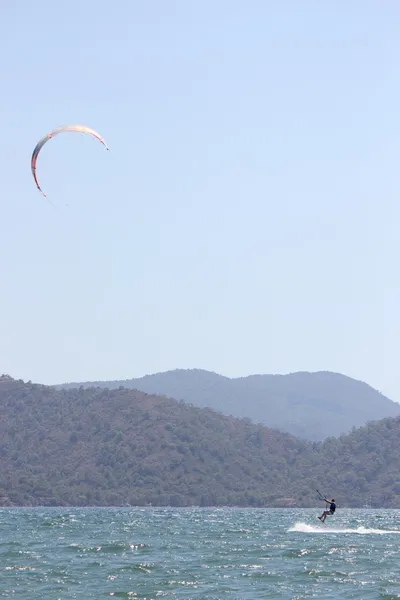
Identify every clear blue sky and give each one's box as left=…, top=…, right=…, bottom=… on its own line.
left=1, top=1, right=400, bottom=400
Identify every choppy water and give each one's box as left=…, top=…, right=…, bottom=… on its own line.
left=1, top=507, right=400, bottom=599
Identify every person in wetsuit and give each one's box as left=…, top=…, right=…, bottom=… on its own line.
left=318, top=498, right=336, bottom=522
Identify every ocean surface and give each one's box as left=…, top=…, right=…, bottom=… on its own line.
left=1, top=507, right=400, bottom=599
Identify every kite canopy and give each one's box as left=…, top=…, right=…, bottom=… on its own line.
left=31, top=124, right=109, bottom=197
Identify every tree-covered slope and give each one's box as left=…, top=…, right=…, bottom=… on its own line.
left=0, top=375, right=311, bottom=507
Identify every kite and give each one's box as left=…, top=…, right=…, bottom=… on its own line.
left=31, top=125, right=109, bottom=197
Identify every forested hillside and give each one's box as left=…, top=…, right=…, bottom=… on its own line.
left=1, top=375, right=400, bottom=507
left=58, top=369, right=400, bottom=441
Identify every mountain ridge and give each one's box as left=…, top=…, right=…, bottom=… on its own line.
left=57, top=368, right=400, bottom=441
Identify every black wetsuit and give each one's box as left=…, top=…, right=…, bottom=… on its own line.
left=329, top=502, right=336, bottom=515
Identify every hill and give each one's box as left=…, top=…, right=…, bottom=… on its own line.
left=58, top=369, right=400, bottom=441
left=312, top=416, right=400, bottom=509
left=0, top=374, right=311, bottom=507
left=2, top=374, right=400, bottom=507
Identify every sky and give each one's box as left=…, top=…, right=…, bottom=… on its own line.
left=1, top=1, right=400, bottom=400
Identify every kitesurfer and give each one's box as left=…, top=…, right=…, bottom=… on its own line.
left=318, top=498, right=336, bottom=522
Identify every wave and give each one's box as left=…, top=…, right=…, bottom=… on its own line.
left=288, top=522, right=400, bottom=535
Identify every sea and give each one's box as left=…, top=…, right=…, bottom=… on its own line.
left=1, top=507, right=399, bottom=599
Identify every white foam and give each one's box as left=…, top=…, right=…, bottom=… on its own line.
left=288, top=522, right=400, bottom=535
